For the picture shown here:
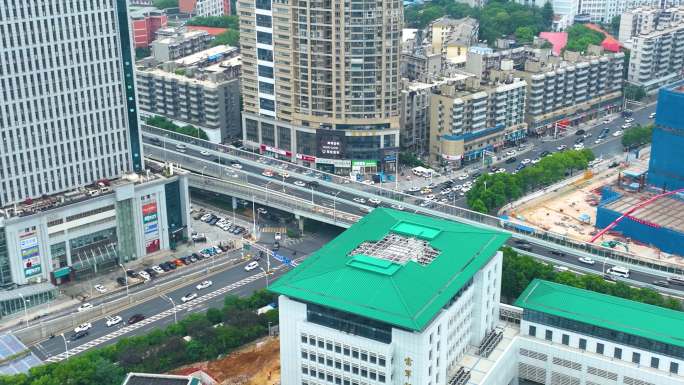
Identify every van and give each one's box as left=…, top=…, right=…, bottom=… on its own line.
left=608, top=266, right=630, bottom=278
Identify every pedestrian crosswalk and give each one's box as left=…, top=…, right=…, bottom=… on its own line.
left=283, top=237, right=304, bottom=247
left=43, top=255, right=304, bottom=363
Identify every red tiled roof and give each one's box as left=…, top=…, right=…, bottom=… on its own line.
left=539, top=32, right=568, bottom=56
left=186, top=25, right=229, bottom=36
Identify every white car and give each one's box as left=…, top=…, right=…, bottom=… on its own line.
left=505, top=150, right=516, bottom=157
left=530, top=158, right=541, bottom=164
left=621, top=123, right=630, bottom=129
left=557, top=144, right=567, bottom=151
left=496, top=168, right=506, bottom=173
left=461, top=186, right=471, bottom=193
left=521, top=158, right=531, bottom=165
left=293, top=180, right=306, bottom=187
left=77, top=303, right=93, bottom=312
left=138, top=271, right=151, bottom=281
left=573, top=143, right=584, bottom=150
left=595, top=138, right=603, bottom=144
left=105, top=315, right=122, bottom=327
left=152, top=266, right=164, bottom=274
left=231, top=163, right=243, bottom=169
left=578, top=257, right=596, bottom=265
left=94, top=284, right=107, bottom=294
left=613, top=130, right=623, bottom=137
left=390, top=204, right=405, bottom=211
left=425, top=194, right=436, bottom=200
left=74, top=323, right=92, bottom=333
left=440, top=188, right=451, bottom=195
left=554, top=265, right=570, bottom=272
left=279, top=172, right=290, bottom=178
left=353, top=197, right=366, bottom=204
left=649, top=112, right=656, bottom=119
left=361, top=179, right=375, bottom=185
left=196, top=280, right=213, bottom=290
left=463, top=181, right=473, bottom=188
left=200, top=150, right=210, bottom=156
left=368, top=198, right=381, bottom=205
left=200, top=214, right=212, bottom=221
left=457, top=173, right=469, bottom=180
left=175, top=144, right=186, bottom=151
left=181, top=292, right=198, bottom=303
left=274, top=231, right=282, bottom=241
left=624, top=117, right=634, bottom=123
left=262, top=170, right=274, bottom=177
left=245, top=261, right=260, bottom=271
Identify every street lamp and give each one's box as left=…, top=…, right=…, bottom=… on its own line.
left=258, top=266, right=270, bottom=289
left=161, top=294, right=178, bottom=324
left=17, top=293, right=28, bottom=327
left=60, top=333, right=69, bottom=358
left=119, top=264, right=129, bottom=297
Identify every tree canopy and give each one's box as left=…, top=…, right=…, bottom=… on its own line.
left=621, top=124, right=653, bottom=149
left=404, top=0, right=554, bottom=44
left=146, top=116, right=209, bottom=140
left=212, top=30, right=240, bottom=47
left=624, top=83, right=646, bottom=101
left=501, top=247, right=682, bottom=311
left=153, top=0, right=178, bottom=9
left=466, top=149, right=594, bottom=213
left=564, top=24, right=605, bottom=52
left=0, top=290, right=277, bottom=385
left=187, top=15, right=239, bottom=29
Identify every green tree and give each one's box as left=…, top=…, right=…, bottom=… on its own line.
left=621, top=124, right=653, bottom=149
left=541, top=1, right=554, bottom=30
left=135, top=47, right=151, bottom=60
left=153, top=0, right=178, bottom=9
left=515, top=26, right=535, bottom=43
left=211, top=30, right=240, bottom=47
left=565, top=24, right=605, bottom=52
left=610, top=15, right=621, bottom=35
left=624, top=83, right=646, bottom=101
left=206, top=307, right=223, bottom=324
left=145, top=116, right=209, bottom=140
left=187, top=15, right=239, bottom=29
left=470, top=198, right=488, bottom=213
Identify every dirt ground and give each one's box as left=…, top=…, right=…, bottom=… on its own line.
left=172, top=337, right=281, bottom=385
left=513, top=153, right=684, bottom=266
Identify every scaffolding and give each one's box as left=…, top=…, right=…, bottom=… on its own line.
left=448, top=367, right=471, bottom=385
left=349, top=233, right=440, bottom=266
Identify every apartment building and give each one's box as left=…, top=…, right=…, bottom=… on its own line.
left=578, top=0, right=684, bottom=23
left=137, top=46, right=242, bottom=142
left=628, top=24, right=684, bottom=90
left=400, top=82, right=434, bottom=155
left=179, top=0, right=231, bottom=16
left=464, top=46, right=532, bottom=80
left=428, top=17, right=479, bottom=65
left=619, top=6, right=684, bottom=44
left=151, top=29, right=214, bottom=62
left=238, top=0, right=402, bottom=174
left=511, top=48, right=624, bottom=135
left=0, top=0, right=191, bottom=311
left=273, top=208, right=509, bottom=385
left=131, top=9, right=168, bottom=48
left=429, top=76, right=527, bottom=167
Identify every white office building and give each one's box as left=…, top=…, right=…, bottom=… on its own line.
left=272, top=208, right=509, bottom=385
left=0, top=0, right=191, bottom=313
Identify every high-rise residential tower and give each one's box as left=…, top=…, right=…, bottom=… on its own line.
left=238, top=0, right=403, bottom=174
left=0, top=1, right=191, bottom=311
left=0, top=0, right=143, bottom=207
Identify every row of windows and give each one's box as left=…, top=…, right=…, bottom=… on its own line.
left=302, top=365, right=386, bottom=384
left=525, top=309, right=684, bottom=360
left=300, top=335, right=387, bottom=366
left=529, top=325, right=680, bottom=374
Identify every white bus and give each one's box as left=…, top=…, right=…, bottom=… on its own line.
left=412, top=166, right=434, bottom=177
left=607, top=266, right=630, bottom=278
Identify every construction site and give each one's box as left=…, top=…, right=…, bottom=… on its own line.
left=508, top=148, right=684, bottom=266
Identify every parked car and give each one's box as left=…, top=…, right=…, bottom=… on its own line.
left=126, top=269, right=137, bottom=278
left=138, top=271, right=151, bottom=281
left=152, top=266, right=164, bottom=274
left=116, top=277, right=127, bottom=286
left=575, top=129, right=585, bottom=136
left=94, top=284, right=107, bottom=294
left=274, top=231, right=282, bottom=241
left=127, top=314, right=145, bottom=324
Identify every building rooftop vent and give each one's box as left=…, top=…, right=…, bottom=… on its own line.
left=348, top=233, right=440, bottom=266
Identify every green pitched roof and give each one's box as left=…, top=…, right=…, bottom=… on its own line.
left=515, top=279, right=684, bottom=348
left=270, top=208, right=509, bottom=331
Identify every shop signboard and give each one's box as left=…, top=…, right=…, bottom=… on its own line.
left=316, top=158, right=351, bottom=167
left=316, top=130, right=346, bottom=159
left=260, top=144, right=292, bottom=157
left=141, top=200, right=160, bottom=254
left=19, top=232, right=41, bottom=278
left=352, top=160, right=377, bottom=167
left=296, top=154, right=316, bottom=162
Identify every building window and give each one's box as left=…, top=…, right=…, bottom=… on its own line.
left=260, top=98, right=275, bottom=111
left=255, top=0, right=271, bottom=10
left=596, top=343, right=604, bottom=355
left=529, top=325, right=536, bottom=337
left=259, top=82, right=274, bottom=95
left=257, top=31, right=272, bottom=45
left=632, top=352, right=640, bottom=364
left=352, top=349, right=359, bottom=359
left=343, top=347, right=350, bottom=356
left=670, top=362, right=679, bottom=374
left=562, top=334, right=569, bottom=345
left=545, top=330, right=553, bottom=341
left=651, top=356, right=659, bottom=369
left=257, top=48, right=273, bottom=62
left=614, top=347, right=622, bottom=359
left=360, top=352, right=368, bottom=361
left=378, top=356, right=386, bottom=367
left=301, top=335, right=307, bottom=343
left=256, top=14, right=272, bottom=28
left=258, top=65, right=274, bottom=78
left=579, top=338, right=586, bottom=350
